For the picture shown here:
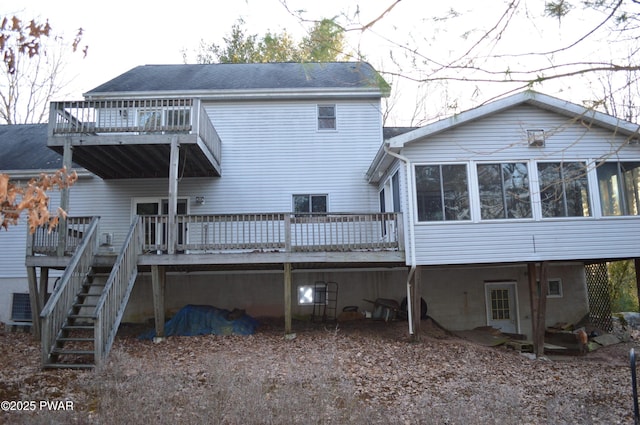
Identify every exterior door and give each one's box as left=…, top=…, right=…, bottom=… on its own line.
left=135, top=198, right=187, bottom=250
left=485, top=282, right=518, bottom=333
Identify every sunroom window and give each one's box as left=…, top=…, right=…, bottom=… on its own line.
left=415, top=164, right=470, bottom=221
left=537, top=162, right=591, bottom=217
left=597, top=161, right=640, bottom=216
left=477, top=162, right=531, bottom=219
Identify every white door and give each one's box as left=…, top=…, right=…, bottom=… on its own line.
left=485, top=282, right=518, bottom=333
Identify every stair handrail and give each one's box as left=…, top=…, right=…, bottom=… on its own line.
left=93, top=216, right=142, bottom=365
left=40, top=216, right=100, bottom=367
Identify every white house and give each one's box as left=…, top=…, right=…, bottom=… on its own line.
left=369, top=90, right=640, bottom=350
left=1, top=63, right=639, bottom=367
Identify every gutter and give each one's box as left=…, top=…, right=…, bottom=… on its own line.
left=383, top=143, right=417, bottom=335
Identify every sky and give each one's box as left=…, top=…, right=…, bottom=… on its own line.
left=3, top=0, right=628, bottom=126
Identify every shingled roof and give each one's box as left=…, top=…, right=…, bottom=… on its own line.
left=85, top=62, right=388, bottom=96
left=0, top=124, right=62, bottom=171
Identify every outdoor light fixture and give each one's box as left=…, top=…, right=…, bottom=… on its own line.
left=195, top=196, right=205, bottom=205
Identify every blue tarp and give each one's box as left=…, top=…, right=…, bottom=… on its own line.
left=139, top=304, right=259, bottom=339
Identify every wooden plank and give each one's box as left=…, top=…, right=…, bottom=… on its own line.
left=284, top=263, right=292, bottom=335
left=27, top=267, right=40, bottom=338
left=151, top=265, right=166, bottom=340
left=527, top=263, right=540, bottom=356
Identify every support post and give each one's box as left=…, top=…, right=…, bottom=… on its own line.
left=537, top=262, right=549, bottom=357
left=284, top=263, right=292, bottom=335
left=410, top=266, right=422, bottom=340
left=152, top=265, right=166, bottom=342
left=528, top=263, right=539, bottom=354
left=57, top=139, right=73, bottom=256
left=635, top=259, right=640, bottom=313
left=167, top=136, right=179, bottom=255
left=27, top=267, right=40, bottom=338
left=528, top=262, right=549, bottom=357
left=38, top=267, right=49, bottom=311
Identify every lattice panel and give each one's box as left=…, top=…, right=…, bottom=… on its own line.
left=585, top=263, right=613, bottom=332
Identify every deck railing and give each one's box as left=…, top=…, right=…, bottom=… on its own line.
left=40, top=217, right=99, bottom=367
left=48, top=98, right=221, bottom=166
left=140, top=212, right=403, bottom=253
left=28, top=217, right=94, bottom=256
left=94, top=217, right=141, bottom=365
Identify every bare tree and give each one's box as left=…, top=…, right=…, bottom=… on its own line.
left=280, top=0, right=640, bottom=124
left=0, top=16, right=86, bottom=124
left=0, top=16, right=84, bottom=231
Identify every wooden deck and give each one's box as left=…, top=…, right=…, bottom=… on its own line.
left=27, top=212, right=406, bottom=269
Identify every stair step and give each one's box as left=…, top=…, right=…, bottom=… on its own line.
left=73, top=303, right=98, bottom=308
left=52, top=348, right=94, bottom=356
left=57, top=337, right=94, bottom=342
left=43, top=363, right=95, bottom=370
left=77, top=292, right=101, bottom=297
left=68, top=315, right=95, bottom=319
left=63, top=325, right=94, bottom=330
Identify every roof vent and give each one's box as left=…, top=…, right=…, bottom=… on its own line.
left=527, top=129, right=545, bottom=147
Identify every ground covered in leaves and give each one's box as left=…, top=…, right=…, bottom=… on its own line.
left=0, top=318, right=638, bottom=424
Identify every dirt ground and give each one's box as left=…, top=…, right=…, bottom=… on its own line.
left=1, top=318, right=639, bottom=424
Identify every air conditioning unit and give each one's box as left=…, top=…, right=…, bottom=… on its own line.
left=101, top=232, right=113, bottom=246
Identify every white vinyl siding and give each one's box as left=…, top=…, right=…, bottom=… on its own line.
left=33, top=99, right=384, bottom=249
left=402, top=104, right=640, bottom=265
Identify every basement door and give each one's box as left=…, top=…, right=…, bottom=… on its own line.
left=485, top=282, right=519, bottom=334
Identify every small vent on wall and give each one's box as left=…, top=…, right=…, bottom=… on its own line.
left=527, top=129, right=545, bottom=147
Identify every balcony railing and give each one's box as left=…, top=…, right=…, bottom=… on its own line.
left=140, top=212, right=403, bottom=254
left=48, top=98, right=221, bottom=166
left=27, top=217, right=94, bottom=256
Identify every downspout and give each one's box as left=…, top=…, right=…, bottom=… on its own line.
left=383, top=143, right=417, bottom=335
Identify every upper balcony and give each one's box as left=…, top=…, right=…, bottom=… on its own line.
left=47, top=98, right=221, bottom=179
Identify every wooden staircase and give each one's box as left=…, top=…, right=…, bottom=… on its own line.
left=41, top=217, right=141, bottom=369
left=46, top=272, right=107, bottom=368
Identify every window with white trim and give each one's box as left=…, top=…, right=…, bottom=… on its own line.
left=537, top=162, right=591, bottom=217
left=293, top=194, right=327, bottom=214
left=317, top=105, right=336, bottom=130
left=547, top=279, right=563, bottom=298
left=477, top=162, right=531, bottom=219
left=415, top=164, right=470, bottom=221
left=597, top=161, right=640, bottom=216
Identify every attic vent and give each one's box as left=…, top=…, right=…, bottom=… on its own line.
left=527, top=129, right=545, bottom=147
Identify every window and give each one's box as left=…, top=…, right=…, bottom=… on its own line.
left=547, top=279, right=563, bottom=298
left=415, top=164, right=470, bottom=221
left=537, top=162, right=591, bottom=217
left=293, top=194, right=327, bottom=214
left=477, top=162, right=531, bottom=219
left=298, top=283, right=327, bottom=305
left=318, top=105, right=336, bottom=130
left=597, top=162, right=640, bottom=216
left=392, top=171, right=401, bottom=212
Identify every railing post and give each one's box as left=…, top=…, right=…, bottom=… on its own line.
left=284, top=214, right=292, bottom=252
left=57, top=138, right=73, bottom=256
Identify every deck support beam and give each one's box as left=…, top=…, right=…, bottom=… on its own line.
left=167, top=136, right=179, bottom=255
left=634, top=259, right=640, bottom=311
left=528, top=261, right=549, bottom=357
left=284, top=263, right=292, bottom=335
left=57, top=139, right=73, bottom=256
left=152, top=265, right=167, bottom=342
left=27, top=266, right=41, bottom=338
left=409, top=266, right=422, bottom=341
